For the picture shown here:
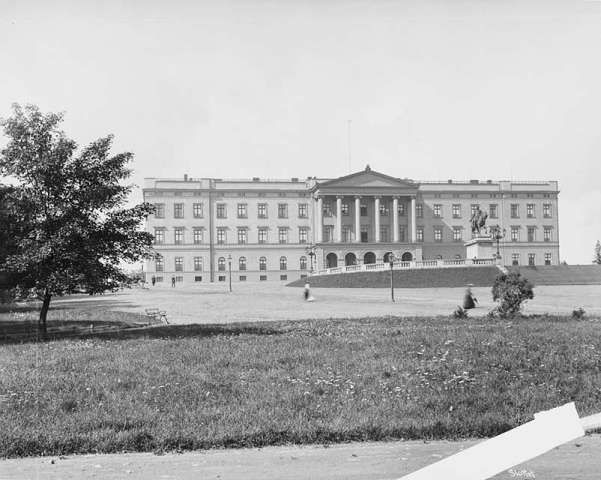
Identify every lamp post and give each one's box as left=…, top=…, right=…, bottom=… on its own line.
left=305, top=244, right=316, bottom=274
left=227, top=254, right=232, bottom=292
left=389, top=252, right=396, bottom=303
left=490, top=225, right=506, bottom=263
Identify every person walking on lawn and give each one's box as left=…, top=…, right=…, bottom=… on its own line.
left=462, top=284, right=478, bottom=309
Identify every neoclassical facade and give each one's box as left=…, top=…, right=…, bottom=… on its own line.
left=143, top=167, right=560, bottom=284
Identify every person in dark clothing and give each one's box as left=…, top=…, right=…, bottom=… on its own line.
left=151, top=275, right=156, bottom=287
left=171, top=276, right=176, bottom=288
left=462, top=285, right=478, bottom=309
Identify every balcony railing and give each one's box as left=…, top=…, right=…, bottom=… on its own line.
left=313, top=258, right=496, bottom=276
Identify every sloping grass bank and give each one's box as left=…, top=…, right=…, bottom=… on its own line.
left=1, top=315, right=600, bottom=457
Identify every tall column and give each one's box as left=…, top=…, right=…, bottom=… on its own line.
left=354, top=196, right=361, bottom=243
left=393, top=197, right=399, bottom=242
left=410, top=196, right=417, bottom=243
left=374, top=196, right=380, bottom=242
left=316, top=196, right=323, bottom=243
left=336, top=196, right=343, bottom=243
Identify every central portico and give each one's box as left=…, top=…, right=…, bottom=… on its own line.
left=311, top=166, right=422, bottom=268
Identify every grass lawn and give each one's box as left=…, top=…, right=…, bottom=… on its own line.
left=1, top=314, right=600, bottom=458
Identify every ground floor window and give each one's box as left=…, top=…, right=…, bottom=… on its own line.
left=528, top=253, right=535, bottom=266
left=260, top=275, right=267, bottom=281
left=194, top=276, right=202, bottom=282
left=175, top=276, right=183, bottom=283
left=155, top=276, right=163, bottom=283
left=239, top=275, right=247, bottom=281
left=280, top=274, right=288, bottom=281
left=218, top=275, right=226, bottom=282
left=512, top=253, right=520, bottom=265
left=544, top=253, right=552, bottom=265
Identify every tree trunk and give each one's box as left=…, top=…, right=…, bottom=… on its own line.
left=39, top=291, right=51, bottom=339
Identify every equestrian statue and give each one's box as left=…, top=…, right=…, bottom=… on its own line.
left=470, top=207, right=489, bottom=236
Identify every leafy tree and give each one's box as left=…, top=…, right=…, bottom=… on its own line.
left=490, top=271, right=534, bottom=318
left=0, top=104, right=154, bottom=335
left=594, top=240, right=601, bottom=265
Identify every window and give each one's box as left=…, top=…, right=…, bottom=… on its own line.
left=278, top=203, right=288, bottom=218
left=278, top=227, right=288, bottom=244
left=239, top=276, right=247, bottom=281
left=399, top=225, right=406, bottom=242
left=453, top=226, right=462, bottom=242
left=360, top=225, right=368, bottom=242
left=175, top=276, right=183, bottom=283
left=258, top=203, right=267, bottom=218
left=342, top=226, right=351, bottom=243
left=278, top=192, right=286, bottom=197
left=543, top=203, right=552, bottom=218
left=379, top=201, right=389, bottom=216
left=175, top=257, right=183, bottom=272
left=526, top=204, right=535, bottom=218
left=544, top=227, right=552, bottom=242
left=218, top=275, right=226, bottom=282
left=174, top=203, right=184, bottom=218
left=280, top=275, right=288, bottom=281
left=154, top=203, right=165, bottom=218
left=300, top=256, right=307, bottom=270
left=433, top=204, right=442, bottom=218
left=299, top=227, right=308, bottom=244
left=416, top=226, right=424, bottom=242
left=218, top=257, right=226, bottom=271
left=193, top=228, right=203, bottom=244
left=512, top=253, right=520, bottom=266
left=280, top=256, right=287, bottom=270
left=398, top=202, right=406, bottom=216
left=544, top=253, right=552, bottom=265
left=341, top=203, right=349, bottom=216
left=260, top=275, right=267, bottom=281
left=258, top=227, right=268, bottom=244
left=154, top=228, right=165, bottom=245
left=239, top=257, right=246, bottom=271
left=174, top=227, right=184, bottom=245
left=193, top=257, right=203, bottom=271
left=237, top=228, right=247, bottom=244
left=217, top=227, right=226, bottom=244
left=416, top=203, right=423, bottom=218
left=259, top=257, right=267, bottom=271
left=216, top=203, right=227, bottom=218
left=194, top=276, right=202, bottom=282
left=527, top=226, right=536, bottom=242
left=237, top=203, right=247, bottom=218
left=360, top=203, right=368, bottom=216
left=470, top=204, right=480, bottom=216
left=298, top=203, right=308, bottom=218
left=510, top=204, right=519, bottom=218
left=323, top=226, right=333, bottom=242
left=489, top=204, right=498, bottom=219
left=155, top=256, right=164, bottom=272
left=380, top=226, right=389, bottom=242
left=528, top=253, right=536, bottom=266
left=452, top=204, right=461, bottom=218
left=193, top=203, right=203, bottom=218
left=511, top=226, right=520, bottom=242
left=322, top=203, right=332, bottom=217
left=434, top=226, right=443, bottom=242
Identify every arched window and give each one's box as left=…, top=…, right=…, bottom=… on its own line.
left=300, top=256, right=307, bottom=270
left=239, top=257, right=247, bottom=271
left=280, top=256, right=287, bottom=270
left=218, top=257, right=226, bottom=271
left=259, top=256, right=267, bottom=271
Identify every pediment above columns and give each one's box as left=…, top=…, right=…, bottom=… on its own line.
left=312, top=166, right=418, bottom=197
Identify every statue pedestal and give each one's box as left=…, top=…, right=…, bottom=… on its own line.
left=464, top=236, right=495, bottom=261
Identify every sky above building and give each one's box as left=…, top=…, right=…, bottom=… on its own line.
left=1, top=0, right=600, bottom=264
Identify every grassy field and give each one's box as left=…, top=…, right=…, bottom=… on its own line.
left=1, top=314, right=601, bottom=458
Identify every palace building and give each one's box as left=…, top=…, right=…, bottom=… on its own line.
left=142, top=167, right=560, bottom=284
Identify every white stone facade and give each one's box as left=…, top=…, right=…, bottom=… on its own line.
left=143, top=168, right=560, bottom=283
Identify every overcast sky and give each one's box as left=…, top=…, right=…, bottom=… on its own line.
left=1, top=0, right=600, bottom=264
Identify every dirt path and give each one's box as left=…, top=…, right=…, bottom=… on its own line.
left=2, top=435, right=600, bottom=480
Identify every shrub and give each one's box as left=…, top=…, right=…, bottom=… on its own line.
left=572, top=307, right=586, bottom=319
left=452, top=306, right=468, bottom=319
left=490, top=271, right=534, bottom=318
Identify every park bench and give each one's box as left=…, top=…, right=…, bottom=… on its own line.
left=144, top=308, right=169, bottom=325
